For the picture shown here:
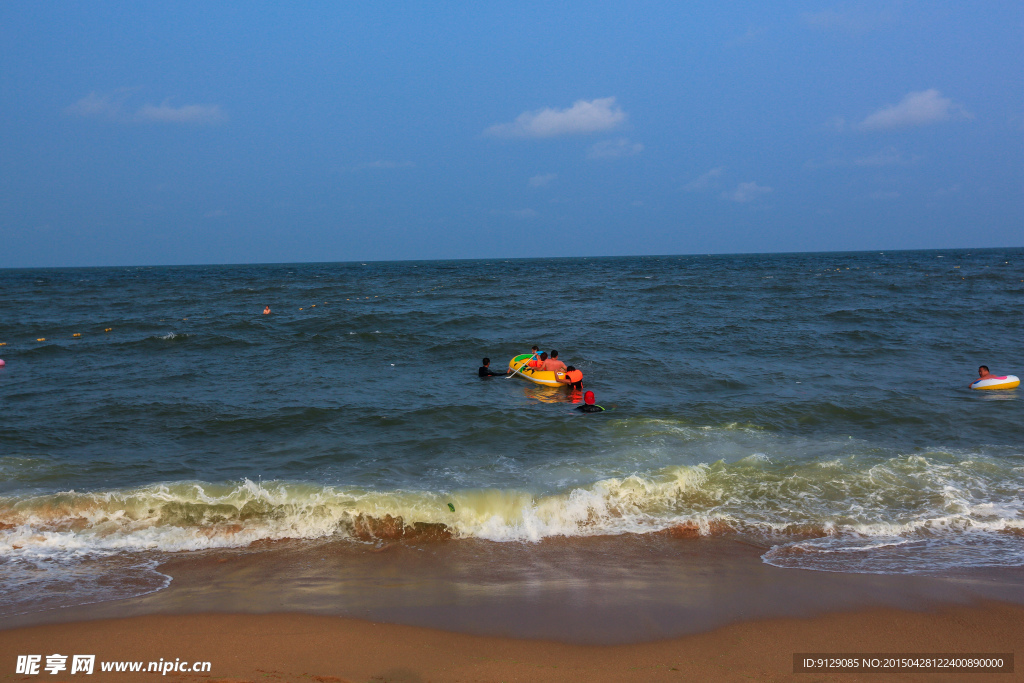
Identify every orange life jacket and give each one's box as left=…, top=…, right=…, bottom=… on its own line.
left=566, top=369, right=583, bottom=384
left=527, top=359, right=543, bottom=369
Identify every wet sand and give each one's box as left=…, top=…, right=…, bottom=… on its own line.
left=3, top=536, right=1023, bottom=680
left=1, top=604, right=1021, bottom=682
left=8, top=535, right=1024, bottom=641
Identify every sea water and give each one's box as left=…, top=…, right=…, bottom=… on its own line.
left=1, top=248, right=1022, bottom=617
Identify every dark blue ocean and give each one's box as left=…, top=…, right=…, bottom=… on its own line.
left=1, top=248, right=1022, bottom=617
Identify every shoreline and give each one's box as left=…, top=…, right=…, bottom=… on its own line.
left=4, top=535, right=1023, bottom=680
left=5, top=535, right=1024, bottom=641
left=2, top=603, right=1021, bottom=682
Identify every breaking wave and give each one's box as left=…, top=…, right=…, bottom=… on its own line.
left=2, top=450, right=1022, bottom=575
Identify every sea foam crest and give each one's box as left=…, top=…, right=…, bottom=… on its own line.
left=0, top=452, right=1022, bottom=571
left=0, top=468, right=716, bottom=552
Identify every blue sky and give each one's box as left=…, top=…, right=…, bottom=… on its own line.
left=1, top=2, right=1021, bottom=267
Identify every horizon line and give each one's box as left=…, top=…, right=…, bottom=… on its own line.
left=1, top=244, right=1021, bottom=272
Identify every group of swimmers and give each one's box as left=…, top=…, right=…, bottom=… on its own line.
left=479, top=346, right=582, bottom=387
left=521, top=346, right=585, bottom=390
left=478, top=347, right=605, bottom=412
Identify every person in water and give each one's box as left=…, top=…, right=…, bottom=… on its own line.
left=971, top=365, right=999, bottom=386
left=576, top=391, right=605, bottom=413
left=558, top=365, right=583, bottom=390
left=478, top=358, right=507, bottom=377
left=263, top=305, right=271, bottom=315
left=543, top=350, right=567, bottom=373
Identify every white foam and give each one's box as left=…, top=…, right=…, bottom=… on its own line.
left=1, top=447, right=1022, bottom=575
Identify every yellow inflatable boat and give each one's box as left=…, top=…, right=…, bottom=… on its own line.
left=508, top=354, right=565, bottom=387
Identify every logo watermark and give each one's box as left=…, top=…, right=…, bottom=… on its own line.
left=16, top=655, right=211, bottom=675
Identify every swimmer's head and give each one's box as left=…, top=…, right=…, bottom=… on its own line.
left=979, top=365, right=990, bottom=377
left=482, top=358, right=490, bottom=366
left=584, top=391, right=595, bottom=405
left=539, top=352, right=548, bottom=361
left=531, top=346, right=539, bottom=352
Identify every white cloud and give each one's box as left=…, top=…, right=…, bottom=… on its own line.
left=67, top=90, right=226, bottom=125
left=683, top=167, right=724, bottom=192
left=858, top=89, right=971, bottom=131
left=588, top=138, right=643, bottom=159
left=65, top=91, right=126, bottom=119
left=485, top=97, right=626, bottom=138
left=529, top=173, right=557, bottom=187
left=137, top=102, right=225, bottom=124
left=722, top=182, right=772, bottom=203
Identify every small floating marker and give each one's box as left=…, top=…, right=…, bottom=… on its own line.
left=0, top=342, right=6, bottom=346
left=447, top=503, right=455, bottom=512
left=37, top=338, right=46, bottom=342
left=105, top=328, right=112, bottom=332
left=311, top=304, right=316, bottom=307
left=72, top=333, right=81, bottom=337
left=299, top=307, right=304, bottom=310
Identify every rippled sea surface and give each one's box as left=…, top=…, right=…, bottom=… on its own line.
left=1, top=248, right=1022, bottom=616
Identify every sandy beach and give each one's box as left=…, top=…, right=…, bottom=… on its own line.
left=3, top=536, right=1023, bottom=681
left=3, top=255, right=1023, bottom=681
left=2, top=603, right=1021, bottom=682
